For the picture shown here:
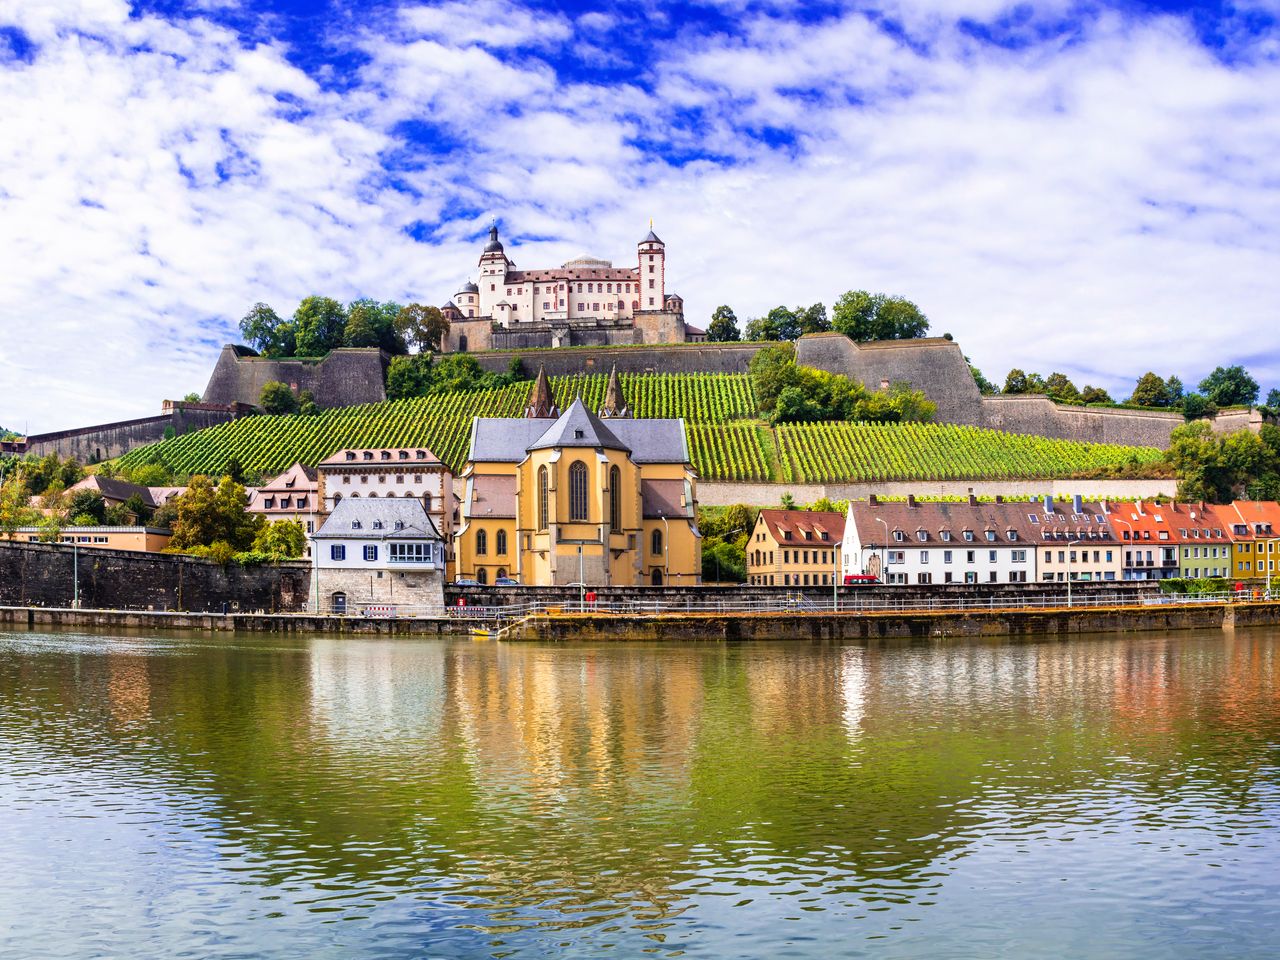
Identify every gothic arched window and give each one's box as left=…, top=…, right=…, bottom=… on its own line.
left=476, top=529, right=488, bottom=555
left=651, top=528, right=663, bottom=557
left=608, top=465, right=622, bottom=533
left=537, top=465, right=549, bottom=530
left=569, top=461, right=588, bottom=521
left=496, top=529, right=507, bottom=555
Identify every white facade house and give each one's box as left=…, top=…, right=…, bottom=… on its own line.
left=311, top=498, right=446, bottom=615
left=842, top=496, right=1035, bottom=585
left=317, top=447, right=456, bottom=555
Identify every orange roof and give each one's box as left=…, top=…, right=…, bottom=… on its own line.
left=758, top=509, right=845, bottom=545
left=1103, top=500, right=1187, bottom=544
left=1207, top=501, right=1280, bottom=540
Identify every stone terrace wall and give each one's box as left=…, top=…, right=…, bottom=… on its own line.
left=22, top=402, right=246, bottom=462
left=697, top=478, right=1178, bottom=507
left=0, top=542, right=311, bottom=613
left=202, top=345, right=389, bottom=407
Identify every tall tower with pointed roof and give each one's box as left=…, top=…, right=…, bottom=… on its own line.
left=524, top=366, right=559, bottom=419
left=598, top=364, right=631, bottom=419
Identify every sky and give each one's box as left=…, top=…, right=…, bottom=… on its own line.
left=1, top=0, right=1278, bottom=433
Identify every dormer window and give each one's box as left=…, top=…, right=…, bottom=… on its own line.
left=941, top=531, right=952, bottom=541
left=394, top=520, right=404, bottom=530
left=574, top=429, right=585, bottom=439
left=381, top=451, right=391, bottom=460
left=820, top=531, right=829, bottom=541
left=985, top=530, right=996, bottom=541
left=399, top=451, right=409, bottom=460
left=373, top=520, right=383, bottom=530
left=363, top=452, right=373, bottom=461
left=916, top=530, right=927, bottom=542
left=351, top=520, right=362, bottom=529
left=893, top=529, right=905, bottom=542
left=963, top=530, right=974, bottom=542
left=416, top=450, right=426, bottom=459
left=1007, top=529, right=1018, bottom=540
left=345, top=452, right=356, bottom=461
left=783, top=531, right=792, bottom=540
left=803, top=530, right=812, bottom=540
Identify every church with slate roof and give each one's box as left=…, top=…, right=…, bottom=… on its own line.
left=440, top=223, right=705, bottom=353
left=455, top=367, right=702, bottom=586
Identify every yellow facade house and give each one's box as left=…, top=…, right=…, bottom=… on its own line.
left=456, top=368, right=701, bottom=586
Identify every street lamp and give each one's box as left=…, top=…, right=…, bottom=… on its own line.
left=662, top=515, right=670, bottom=585
left=875, top=517, right=889, bottom=584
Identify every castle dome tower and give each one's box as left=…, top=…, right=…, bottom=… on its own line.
left=598, top=364, right=631, bottom=419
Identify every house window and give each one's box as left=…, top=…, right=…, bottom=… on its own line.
left=330, top=545, right=346, bottom=561
left=364, top=545, right=377, bottom=561
left=538, top=465, right=549, bottom=529
left=390, top=542, right=431, bottom=563
left=608, top=465, right=622, bottom=533
left=496, top=529, right=507, bottom=555
left=477, top=568, right=488, bottom=584
left=652, top=528, right=663, bottom=557
left=569, top=461, right=589, bottom=521
left=476, top=529, right=488, bottom=555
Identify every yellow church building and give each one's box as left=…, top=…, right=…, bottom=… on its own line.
left=456, top=368, right=701, bottom=586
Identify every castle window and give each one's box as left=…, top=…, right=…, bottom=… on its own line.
left=538, top=465, right=549, bottom=530
left=423, top=492, right=432, bottom=512
left=496, top=529, right=507, bottom=555
left=609, top=465, right=622, bottom=533
left=593, top=303, right=599, bottom=311
left=648, top=279, right=655, bottom=288
left=587, top=283, right=594, bottom=292
left=543, top=302, right=550, bottom=310
left=399, top=451, right=409, bottom=459
left=577, top=283, right=583, bottom=292
left=649, top=263, right=654, bottom=273
left=396, top=474, right=404, bottom=484
left=345, top=452, right=356, bottom=461
left=633, top=301, right=639, bottom=311
left=648, top=298, right=654, bottom=306
left=577, top=303, right=584, bottom=311
left=651, top=528, right=663, bottom=557
left=607, top=283, right=613, bottom=292
left=363, top=452, right=373, bottom=460
left=381, top=451, right=391, bottom=460
left=569, top=461, right=589, bottom=521
left=476, top=529, right=488, bottom=555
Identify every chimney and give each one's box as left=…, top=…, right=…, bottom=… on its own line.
left=1072, top=494, right=1083, bottom=514
left=995, top=495, right=1004, bottom=504
left=1136, top=501, right=1146, bottom=516
left=1044, top=495, right=1055, bottom=514
left=968, top=493, right=978, bottom=506
left=868, top=494, right=878, bottom=506
left=907, top=494, right=917, bottom=507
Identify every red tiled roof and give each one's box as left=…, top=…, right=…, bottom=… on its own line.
left=759, top=509, right=845, bottom=544
left=467, top=474, right=516, bottom=519
left=319, top=447, right=443, bottom=467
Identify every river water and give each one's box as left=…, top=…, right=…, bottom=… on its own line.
left=0, top=628, right=1277, bottom=959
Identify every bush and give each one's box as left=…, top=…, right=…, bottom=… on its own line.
left=259, top=381, right=299, bottom=415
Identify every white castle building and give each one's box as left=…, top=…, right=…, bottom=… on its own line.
left=441, top=223, right=704, bottom=352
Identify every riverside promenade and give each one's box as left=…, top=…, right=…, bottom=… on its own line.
left=4, top=592, right=1278, bottom=641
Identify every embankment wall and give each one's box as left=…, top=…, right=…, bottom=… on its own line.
left=0, top=542, right=310, bottom=613
left=697, top=478, right=1179, bottom=507
left=20, top=402, right=246, bottom=462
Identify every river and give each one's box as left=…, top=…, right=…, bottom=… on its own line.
left=0, top=628, right=1277, bottom=959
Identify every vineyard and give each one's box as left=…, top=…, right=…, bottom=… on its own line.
left=115, top=373, right=1165, bottom=484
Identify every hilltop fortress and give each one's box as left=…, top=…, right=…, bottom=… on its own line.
left=438, top=223, right=704, bottom=352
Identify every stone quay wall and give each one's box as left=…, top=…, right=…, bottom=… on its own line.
left=0, top=542, right=311, bottom=613
left=201, top=345, right=389, bottom=408
left=697, top=477, right=1179, bottom=507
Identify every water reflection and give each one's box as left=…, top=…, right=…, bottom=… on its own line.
left=0, top=630, right=1278, bottom=959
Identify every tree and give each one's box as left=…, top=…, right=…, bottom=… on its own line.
left=780, top=492, right=797, bottom=510
left=1199, top=365, right=1259, bottom=407
left=968, top=361, right=997, bottom=395
left=259, top=381, right=299, bottom=415
left=238, top=303, right=294, bottom=357
left=1180, top=393, right=1218, bottom=420
left=182, top=392, right=202, bottom=403
left=1044, top=372, right=1081, bottom=403
left=0, top=480, right=38, bottom=535
left=1267, top=388, right=1280, bottom=410
left=1166, top=376, right=1185, bottom=406
left=252, top=519, right=307, bottom=559
left=1129, top=372, right=1171, bottom=407
left=67, top=489, right=107, bottom=526
left=831, top=290, right=929, bottom=342
left=744, top=306, right=802, bottom=342
left=292, top=296, right=347, bottom=356
left=168, top=475, right=263, bottom=552
left=297, top=390, right=320, bottom=416
left=386, top=355, right=431, bottom=401
left=1003, top=369, right=1029, bottom=394
left=707, top=305, right=740, bottom=342
left=1080, top=385, right=1112, bottom=404
left=345, top=298, right=406, bottom=353
left=748, top=343, right=800, bottom=414
left=794, top=303, right=829, bottom=335
left=395, top=303, right=449, bottom=353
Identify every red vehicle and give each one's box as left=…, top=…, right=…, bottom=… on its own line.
left=843, top=574, right=881, bottom=586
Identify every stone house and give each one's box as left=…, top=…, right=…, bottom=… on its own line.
left=310, top=498, right=446, bottom=615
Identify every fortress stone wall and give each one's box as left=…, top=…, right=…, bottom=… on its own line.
left=202, top=345, right=389, bottom=408
left=21, top=401, right=250, bottom=462
left=471, top=341, right=763, bottom=377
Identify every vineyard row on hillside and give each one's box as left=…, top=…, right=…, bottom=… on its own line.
left=117, top=376, right=1165, bottom=484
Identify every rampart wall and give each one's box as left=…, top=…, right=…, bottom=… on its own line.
left=696, top=478, right=1178, bottom=507
left=202, top=345, right=389, bottom=407
left=20, top=401, right=248, bottom=462
left=471, top=341, right=763, bottom=377
left=0, top=542, right=311, bottom=612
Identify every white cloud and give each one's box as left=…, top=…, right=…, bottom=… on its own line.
left=1, top=0, right=1279, bottom=433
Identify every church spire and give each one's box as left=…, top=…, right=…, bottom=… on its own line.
left=599, top=363, right=631, bottom=419
left=525, top=365, right=559, bottom=419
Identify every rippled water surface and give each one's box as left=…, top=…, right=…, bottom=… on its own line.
left=1, top=628, right=1279, bottom=958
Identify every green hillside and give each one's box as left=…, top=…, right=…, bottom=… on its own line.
left=116, top=373, right=1164, bottom=484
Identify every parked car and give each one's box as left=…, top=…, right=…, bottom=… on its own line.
left=454, top=577, right=480, bottom=586
left=843, top=574, right=881, bottom=586
left=494, top=577, right=521, bottom=586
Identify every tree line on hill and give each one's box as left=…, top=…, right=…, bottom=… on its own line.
left=706, top=291, right=930, bottom=344
left=238, top=298, right=449, bottom=358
